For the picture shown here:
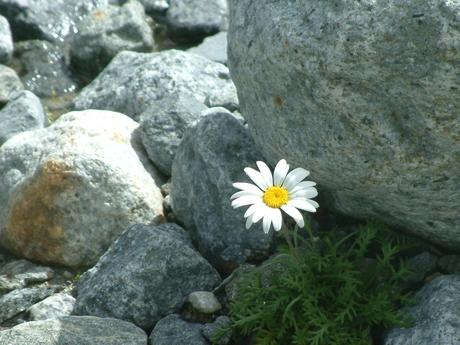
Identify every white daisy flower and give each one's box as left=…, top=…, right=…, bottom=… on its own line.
left=231, top=159, right=319, bottom=234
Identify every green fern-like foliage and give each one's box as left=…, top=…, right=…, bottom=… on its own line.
left=216, top=222, right=412, bottom=345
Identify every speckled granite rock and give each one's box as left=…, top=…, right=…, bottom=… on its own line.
left=0, top=260, right=54, bottom=292
left=0, top=65, right=23, bottom=105
left=0, top=110, right=163, bottom=267
left=149, top=314, right=208, bottom=345
left=0, top=15, right=12, bottom=63
left=228, top=0, right=460, bottom=250
left=27, top=293, right=75, bottom=321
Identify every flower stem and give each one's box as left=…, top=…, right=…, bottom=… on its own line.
left=282, top=224, right=299, bottom=260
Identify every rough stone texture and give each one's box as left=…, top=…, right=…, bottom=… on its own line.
left=27, top=293, right=75, bottom=321
left=149, top=314, right=208, bottom=345
left=187, top=291, right=221, bottom=314
left=0, top=15, right=12, bottom=64
left=171, top=112, right=273, bottom=274
left=0, top=110, right=164, bottom=267
left=0, top=259, right=54, bottom=292
left=0, top=316, right=147, bottom=345
left=139, top=93, right=208, bottom=175
left=73, top=223, right=220, bottom=330
left=15, top=40, right=77, bottom=97
left=188, top=31, right=227, bottom=65
left=0, top=287, right=56, bottom=323
left=167, top=0, right=227, bottom=42
left=0, top=65, right=23, bottom=106
left=404, top=251, right=438, bottom=287
left=70, top=1, right=154, bottom=80
left=385, top=275, right=460, bottom=345
left=438, top=255, right=460, bottom=275
left=74, top=49, right=237, bottom=120
left=0, top=0, right=109, bottom=42
left=0, top=91, right=47, bottom=146
left=228, top=0, right=460, bottom=249
left=202, top=316, right=232, bottom=345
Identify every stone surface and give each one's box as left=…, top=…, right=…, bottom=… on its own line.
left=70, top=1, right=154, bottom=80
left=0, top=260, right=54, bottom=292
left=139, top=93, right=208, bottom=175
left=73, top=223, right=220, bottom=329
left=74, top=49, right=237, bottom=120
left=0, top=91, right=47, bottom=146
left=404, top=251, right=438, bottom=287
left=149, top=314, right=208, bottom=345
left=228, top=0, right=460, bottom=250
left=0, top=15, right=12, bottom=64
left=171, top=112, right=273, bottom=274
left=438, top=255, right=460, bottom=275
left=0, top=287, right=56, bottom=323
left=385, top=275, right=460, bottom=345
left=0, top=316, right=147, bottom=345
left=0, top=0, right=109, bottom=42
left=0, top=110, right=164, bottom=267
left=136, top=0, right=169, bottom=15
left=167, top=0, right=227, bottom=42
left=27, top=293, right=75, bottom=321
left=188, top=31, right=227, bottom=65
left=202, top=316, right=231, bottom=345
left=15, top=40, right=77, bottom=97
left=187, top=291, right=221, bottom=314
left=0, top=65, right=23, bottom=106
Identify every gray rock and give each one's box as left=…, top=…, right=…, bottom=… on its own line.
left=404, top=252, right=438, bottom=286
left=113, top=0, right=169, bottom=15
left=187, top=291, right=221, bottom=314
left=385, top=275, right=460, bottom=345
left=438, top=255, right=460, bottom=274
left=202, top=316, right=232, bottom=345
left=0, top=110, right=164, bottom=267
left=0, top=260, right=54, bottom=292
left=0, top=287, right=56, bottom=323
left=74, top=49, right=238, bottom=120
left=167, top=0, right=227, bottom=42
left=0, top=91, right=47, bottom=146
left=0, top=0, right=109, bottom=42
left=139, top=93, right=208, bottom=175
left=0, top=316, right=147, bottom=345
left=27, top=293, right=75, bottom=321
left=170, top=112, right=273, bottom=274
left=70, top=1, right=154, bottom=80
left=15, top=40, right=77, bottom=97
left=188, top=31, right=227, bottom=65
left=228, top=0, right=460, bottom=250
left=0, top=65, right=23, bottom=106
left=149, top=314, right=208, bottom=345
left=0, top=15, right=12, bottom=64
left=73, top=223, right=220, bottom=329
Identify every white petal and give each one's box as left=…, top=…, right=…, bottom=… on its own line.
left=273, top=159, right=289, bottom=186
left=292, top=198, right=320, bottom=209
left=288, top=199, right=317, bottom=213
left=233, top=182, right=264, bottom=195
left=256, top=161, right=273, bottom=187
left=231, top=195, right=260, bottom=208
left=246, top=213, right=254, bottom=229
left=231, top=190, right=263, bottom=201
left=262, top=214, right=272, bottom=234
left=244, top=202, right=263, bottom=218
left=271, top=208, right=282, bottom=231
left=281, top=204, right=305, bottom=228
left=290, top=188, right=318, bottom=199
left=244, top=167, right=268, bottom=190
left=290, top=181, right=317, bottom=193
left=252, top=204, right=268, bottom=223
left=282, top=168, right=310, bottom=191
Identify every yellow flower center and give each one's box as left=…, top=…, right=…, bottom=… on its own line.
left=263, top=186, right=289, bottom=208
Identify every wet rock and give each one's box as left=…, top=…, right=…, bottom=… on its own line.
left=149, top=314, right=208, bottom=345
left=385, top=275, right=460, bottom=345
left=0, top=65, right=23, bottom=106
left=27, top=293, right=75, bottom=321
left=0, top=15, right=12, bottom=64
left=228, top=0, right=460, bottom=249
left=0, top=260, right=54, bottom=292
left=74, top=49, right=237, bottom=120
left=15, top=40, right=77, bottom=97
left=139, top=93, right=208, bottom=175
left=167, top=0, right=227, bottom=43
left=73, top=223, right=220, bottom=330
left=187, top=291, right=221, bottom=314
left=188, top=31, right=227, bottom=65
left=0, top=91, right=47, bottom=146
left=0, top=316, right=147, bottom=345
left=0, top=110, right=163, bottom=267
left=70, top=1, right=154, bottom=80
left=171, top=112, right=273, bottom=274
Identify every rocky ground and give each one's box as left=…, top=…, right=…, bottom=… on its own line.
left=0, top=0, right=459, bottom=344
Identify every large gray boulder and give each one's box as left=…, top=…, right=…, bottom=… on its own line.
left=70, top=1, right=154, bottom=80
left=171, top=111, right=273, bottom=274
left=73, top=223, right=220, bottom=330
left=228, top=0, right=460, bottom=250
left=74, top=50, right=238, bottom=120
left=0, top=110, right=164, bottom=267
left=385, top=275, right=460, bottom=345
left=0, top=91, right=47, bottom=146
left=0, top=316, right=147, bottom=345
left=0, top=15, right=12, bottom=63
left=0, top=65, right=23, bottom=106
